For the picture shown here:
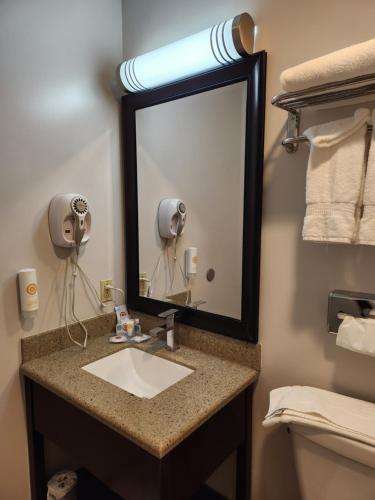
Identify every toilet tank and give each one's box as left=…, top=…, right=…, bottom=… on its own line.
left=289, top=424, right=375, bottom=500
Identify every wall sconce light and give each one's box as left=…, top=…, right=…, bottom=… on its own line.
left=117, top=12, right=255, bottom=93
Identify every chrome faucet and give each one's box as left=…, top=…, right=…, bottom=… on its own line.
left=149, top=308, right=180, bottom=351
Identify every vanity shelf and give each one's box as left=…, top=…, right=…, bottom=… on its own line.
left=272, top=72, right=375, bottom=153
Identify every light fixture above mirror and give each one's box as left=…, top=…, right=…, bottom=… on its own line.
left=117, top=12, right=255, bottom=93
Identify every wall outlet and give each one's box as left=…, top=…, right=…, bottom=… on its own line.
left=100, top=279, right=113, bottom=303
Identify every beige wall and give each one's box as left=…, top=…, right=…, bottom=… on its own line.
left=123, top=1, right=375, bottom=499
left=0, top=1, right=123, bottom=498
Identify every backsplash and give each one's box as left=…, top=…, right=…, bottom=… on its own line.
left=21, top=311, right=261, bottom=370
left=21, top=313, right=116, bottom=363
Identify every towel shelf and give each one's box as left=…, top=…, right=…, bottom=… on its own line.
left=272, top=72, right=375, bottom=153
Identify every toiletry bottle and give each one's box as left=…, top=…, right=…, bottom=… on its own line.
left=116, top=323, right=127, bottom=336
left=139, top=272, right=149, bottom=296
left=134, top=318, right=141, bottom=335
left=125, top=319, right=135, bottom=337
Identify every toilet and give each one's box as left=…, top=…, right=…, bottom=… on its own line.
left=263, top=386, right=375, bottom=500
left=289, top=420, right=375, bottom=500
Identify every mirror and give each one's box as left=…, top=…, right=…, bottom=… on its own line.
left=136, top=82, right=246, bottom=319
left=123, top=52, right=266, bottom=342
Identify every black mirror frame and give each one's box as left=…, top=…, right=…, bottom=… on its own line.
left=122, top=51, right=266, bottom=343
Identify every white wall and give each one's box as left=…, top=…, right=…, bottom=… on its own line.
left=137, top=83, right=246, bottom=318
left=123, top=1, right=375, bottom=499
left=0, top=1, right=123, bottom=498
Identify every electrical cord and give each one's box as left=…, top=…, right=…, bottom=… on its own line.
left=75, top=261, right=106, bottom=309
left=64, top=253, right=126, bottom=348
left=148, top=240, right=166, bottom=297
left=177, top=256, right=189, bottom=288
left=76, top=261, right=126, bottom=307
left=104, top=285, right=125, bottom=305
left=166, top=244, right=172, bottom=293
left=71, top=260, right=88, bottom=348
left=64, top=248, right=88, bottom=349
left=149, top=227, right=189, bottom=298
left=168, top=235, right=179, bottom=292
left=148, top=253, right=162, bottom=296
left=168, top=233, right=188, bottom=294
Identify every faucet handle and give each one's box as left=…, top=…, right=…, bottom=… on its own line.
left=149, top=326, right=166, bottom=337
left=158, top=308, right=180, bottom=319
left=189, top=300, right=206, bottom=309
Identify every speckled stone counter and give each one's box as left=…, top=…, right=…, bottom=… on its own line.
left=21, top=332, right=258, bottom=458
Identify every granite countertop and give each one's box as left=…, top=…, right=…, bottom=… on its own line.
left=21, top=333, right=258, bottom=458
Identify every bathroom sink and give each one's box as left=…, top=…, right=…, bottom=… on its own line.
left=82, top=347, right=194, bottom=399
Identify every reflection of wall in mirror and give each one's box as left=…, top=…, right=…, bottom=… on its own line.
left=137, top=82, right=246, bottom=319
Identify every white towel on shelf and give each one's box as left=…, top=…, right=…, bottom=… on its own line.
left=281, top=38, right=375, bottom=92
left=303, top=108, right=371, bottom=243
left=263, top=386, right=375, bottom=448
left=359, top=111, right=375, bottom=245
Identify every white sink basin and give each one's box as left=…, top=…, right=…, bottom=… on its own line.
left=82, top=347, right=194, bottom=399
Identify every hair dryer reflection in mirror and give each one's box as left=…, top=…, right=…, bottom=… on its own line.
left=146, top=198, right=189, bottom=301
left=157, top=198, right=187, bottom=239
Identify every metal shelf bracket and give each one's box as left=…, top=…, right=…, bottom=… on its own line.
left=272, top=72, right=375, bottom=153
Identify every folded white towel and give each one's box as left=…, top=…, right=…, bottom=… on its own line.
left=359, top=111, right=375, bottom=245
left=281, top=38, right=375, bottom=92
left=263, top=386, right=375, bottom=447
left=303, top=108, right=371, bottom=243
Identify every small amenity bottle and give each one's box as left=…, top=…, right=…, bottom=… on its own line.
left=134, top=318, right=141, bottom=335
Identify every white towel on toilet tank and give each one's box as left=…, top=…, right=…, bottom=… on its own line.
left=280, top=38, right=375, bottom=92
left=263, top=386, right=375, bottom=447
left=302, top=108, right=371, bottom=243
left=359, top=110, right=375, bottom=245
left=336, top=315, right=375, bottom=356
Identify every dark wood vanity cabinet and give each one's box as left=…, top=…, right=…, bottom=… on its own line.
left=25, top=378, right=253, bottom=500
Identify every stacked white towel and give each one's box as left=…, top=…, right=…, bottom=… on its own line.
left=281, top=38, right=375, bottom=92
left=359, top=110, right=375, bottom=245
left=263, top=386, right=375, bottom=448
left=303, top=108, right=371, bottom=243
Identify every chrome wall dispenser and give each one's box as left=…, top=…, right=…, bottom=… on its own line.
left=327, top=289, right=375, bottom=334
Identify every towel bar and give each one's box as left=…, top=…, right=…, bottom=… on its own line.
left=272, top=72, right=375, bottom=153
left=282, top=125, right=373, bottom=151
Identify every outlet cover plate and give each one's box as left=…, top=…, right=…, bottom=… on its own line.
left=100, top=279, right=113, bottom=303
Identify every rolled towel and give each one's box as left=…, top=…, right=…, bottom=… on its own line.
left=303, top=108, right=371, bottom=243
left=281, top=38, right=375, bottom=92
left=358, top=111, right=375, bottom=245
